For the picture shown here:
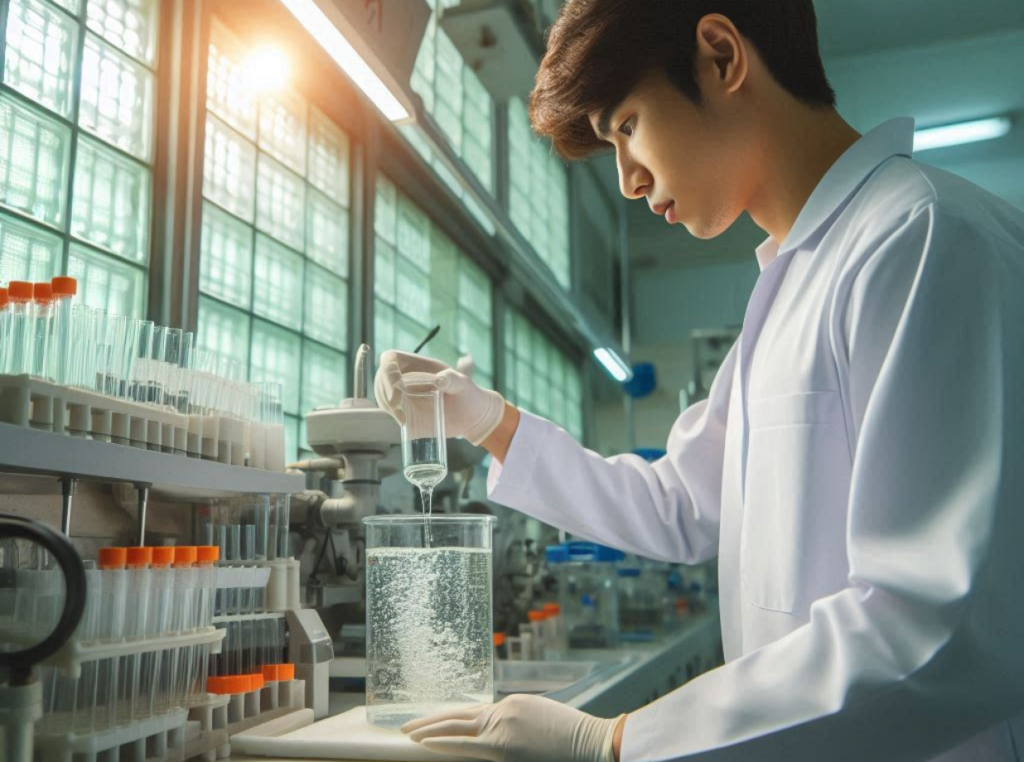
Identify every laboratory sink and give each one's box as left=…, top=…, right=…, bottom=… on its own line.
left=495, top=657, right=634, bottom=704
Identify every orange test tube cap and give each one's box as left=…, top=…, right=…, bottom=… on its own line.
left=150, top=547, right=175, bottom=567
left=98, top=547, right=128, bottom=568
left=173, top=546, right=198, bottom=566
left=126, top=546, right=153, bottom=566
left=51, top=277, right=77, bottom=296
left=32, top=283, right=53, bottom=302
left=197, top=545, right=220, bottom=563
left=8, top=281, right=32, bottom=300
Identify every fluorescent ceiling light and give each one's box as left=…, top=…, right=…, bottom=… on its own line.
left=594, top=348, right=632, bottom=383
left=279, top=0, right=409, bottom=122
left=914, top=117, right=1011, bottom=152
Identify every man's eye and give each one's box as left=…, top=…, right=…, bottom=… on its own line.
left=619, top=120, right=634, bottom=137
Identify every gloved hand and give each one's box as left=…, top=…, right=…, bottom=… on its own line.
left=402, top=694, right=623, bottom=762
left=374, top=350, right=506, bottom=446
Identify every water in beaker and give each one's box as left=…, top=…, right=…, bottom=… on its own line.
left=363, top=515, right=495, bottom=728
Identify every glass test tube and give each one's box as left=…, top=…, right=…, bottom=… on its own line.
left=48, top=277, right=77, bottom=385
left=31, top=283, right=53, bottom=379
left=171, top=547, right=197, bottom=709
left=0, top=288, right=9, bottom=374
left=122, top=547, right=152, bottom=724
left=71, top=563, right=103, bottom=734
left=192, top=546, right=220, bottom=705
left=96, top=548, right=127, bottom=731
left=146, top=547, right=175, bottom=715
left=6, top=282, right=34, bottom=375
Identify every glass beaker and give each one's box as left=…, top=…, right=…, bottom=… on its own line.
left=400, top=386, right=448, bottom=515
left=363, top=514, right=495, bottom=729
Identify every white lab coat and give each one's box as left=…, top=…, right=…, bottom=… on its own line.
left=487, top=119, right=1024, bottom=761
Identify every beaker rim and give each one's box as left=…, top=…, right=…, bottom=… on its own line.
left=362, top=513, right=496, bottom=525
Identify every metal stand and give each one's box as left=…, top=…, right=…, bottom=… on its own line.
left=135, top=484, right=150, bottom=546
left=60, top=477, right=77, bottom=535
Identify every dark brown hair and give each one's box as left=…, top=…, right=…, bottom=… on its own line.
left=530, top=0, right=836, bottom=160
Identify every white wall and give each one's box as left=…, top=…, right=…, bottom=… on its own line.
left=594, top=256, right=760, bottom=455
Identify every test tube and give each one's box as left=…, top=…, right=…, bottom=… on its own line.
left=122, top=547, right=152, bottom=724
left=98, top=548, right=128, bottom=642
left=528, top=610, right=546, bottom=659
left=31, top=283, right=53, bottom=379
left=272, top=494, right=291, bottom=560
left=128, top=320, right=154, bottom=404
left=145, top=547, right=175, bottom=716
left=48, top=277, right=77, bottom=385
left=96, top=548, right=127, bottom=730
left=6, top=282, right=34, bottom=375
left=72, top=562, right=103, bottom=734
left=171, top=547, right=198, bottom=709
left=0, top=288, right=9, bottom=374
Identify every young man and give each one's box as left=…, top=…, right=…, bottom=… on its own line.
left=377, top=1, right=1024, bottom=759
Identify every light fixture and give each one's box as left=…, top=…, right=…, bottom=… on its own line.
left=594, top=348, right=632, bottom=383
left=242, top=46, right=290, bottom=95
left=913, top=116, right=1012, bottom=152
left=278, top=0, right=410, bottom=122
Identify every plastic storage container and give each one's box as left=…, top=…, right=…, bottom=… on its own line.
left=363, top=514, right=495, bottom=728
left=546, top=542, right=623, bottom=649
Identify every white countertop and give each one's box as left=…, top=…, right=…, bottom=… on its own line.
left=229, top=604, right=721, bottom=762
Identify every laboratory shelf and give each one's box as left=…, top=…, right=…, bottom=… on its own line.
left=0, top=421, right=304, bottom=499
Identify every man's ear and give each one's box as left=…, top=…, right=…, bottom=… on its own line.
left=695, top=14, right=749, bottom=96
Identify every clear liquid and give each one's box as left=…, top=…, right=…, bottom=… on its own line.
left=405, top=462, right=447, bottom=546
left=404, top=463, right=447, bottom=490
left=365, top=547, right=493, bottom=728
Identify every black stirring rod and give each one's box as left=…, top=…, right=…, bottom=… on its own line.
left=413, top=325, right=441, bottom=354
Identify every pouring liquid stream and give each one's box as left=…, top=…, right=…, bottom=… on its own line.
left=404, top=442, right=446, bottom=547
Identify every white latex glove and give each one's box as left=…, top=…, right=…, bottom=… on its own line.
left=402, top=695, right=622, bottom=762
left=374, top=350, right=506, bottom=446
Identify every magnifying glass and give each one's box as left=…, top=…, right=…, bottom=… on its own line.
left=0, top=514, right=85, bottom=762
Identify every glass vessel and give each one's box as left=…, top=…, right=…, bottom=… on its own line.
left=363, top=514, right=495, bottom=728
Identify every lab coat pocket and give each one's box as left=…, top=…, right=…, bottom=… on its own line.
left=742, top=391, right=851, bottom=615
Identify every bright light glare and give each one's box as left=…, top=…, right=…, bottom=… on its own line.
left=242, top=47, right=290, bottom=94
left=594, top=348, right=632, bottom=383
left=913, top=117, right=1011, bottom=152
left=278, top=0, right=409, bottom=122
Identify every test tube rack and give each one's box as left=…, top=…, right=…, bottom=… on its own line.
left=0, top=374, right=286, bottom=471
left=36, top=627, right=225, bottom=762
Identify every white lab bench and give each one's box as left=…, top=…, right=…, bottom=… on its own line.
left=228, top=603, right=722, bottom=761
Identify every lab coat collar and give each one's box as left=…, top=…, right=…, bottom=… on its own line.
left=754, top=118, right=916, bottom=270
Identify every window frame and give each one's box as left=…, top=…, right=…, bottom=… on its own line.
left=0, top=0, right=164, bottom=317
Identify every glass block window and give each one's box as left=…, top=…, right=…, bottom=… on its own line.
left=409, top=0, right=494, bottom=193
left=199, top=18, right=353, bottom=461
left=507, top=98, right=571, bottom=290
left=0, top=0, right=158, bottom=318
left=0, top=212, right=63, bottom=283
left=503, top=306, right=583, bottom=440
left=373, top=173, right=494, bottom=392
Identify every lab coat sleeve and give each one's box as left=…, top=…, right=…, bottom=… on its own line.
left=622, top=201, right=1024, bottom=761
left=486, top=345, right=737, bottom=564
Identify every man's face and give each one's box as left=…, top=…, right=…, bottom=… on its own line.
left=591, top=70, right=758, bottom=240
